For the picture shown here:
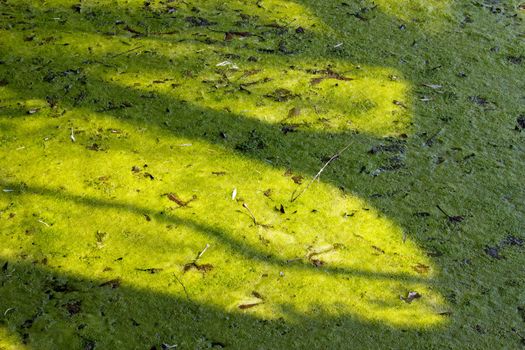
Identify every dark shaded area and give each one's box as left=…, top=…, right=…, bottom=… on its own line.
left=0, top=258, right=442, bottom=349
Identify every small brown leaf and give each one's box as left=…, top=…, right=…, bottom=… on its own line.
left=196, top=263, right=214, bottom=272
left=167, top=193, right=196, bottom=207
left=184, top=262, right=214, bottom=273
left=225, top=31, right=251, bottom=41
left=371, top=245, right=385, bottom=254
left=238, top=302, right=262, bottom=309
left=136, top=268, right=163, bottom=274
left=412, top=263, right=430, bottom=274
left=291, top=175, right=303, bottom=184
left=310, top=77, right=325, bottom=85
left=311, top=259, right=324, bottom=267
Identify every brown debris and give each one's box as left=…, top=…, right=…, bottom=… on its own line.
left=167, top=193, right=197, bottom=207
left=412, top=263, right=430, bottom=274
left=238, top=302, right=263, bottom=309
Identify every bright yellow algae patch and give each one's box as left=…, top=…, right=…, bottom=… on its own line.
left=107, top=62, right=411, bottom=138
left=0, top=106, right=444, bottom=328
left=2, top=0, right=524, bottom=348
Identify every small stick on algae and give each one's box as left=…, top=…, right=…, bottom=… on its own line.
left=195, top=243, right=210, bottom=262
left=242, top=203, right=257, bottom=225
left=291, top=142, right=352, bottom=202
left=111, top=45, right=144, bottom=58
left=4, top=307, right=15, bottom=316
left=173, top=274, right=190, bottom=301
left=38, top=219, right=50, bottom=227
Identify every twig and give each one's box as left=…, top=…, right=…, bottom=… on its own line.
left=183, top=244, right=213, bottom=274
left=173, top=274, right=190, bottom=301
left=306, top=244, right=339, bottom=260
left=38, top=219, right=50, bottom=227
left=436, top=205, right=464, bottom=223
left=195, top=243, right=210, bottom=262
left=436, top=205, right=450, bottom=217
left=291, top=142, right=352, bottom=202
left=111, top=45, right=144, bottom=58
left=242, top=203, right=257, bottom=225
left=3, top=307, right=15, bottom=316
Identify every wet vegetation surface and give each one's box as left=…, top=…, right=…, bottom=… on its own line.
left=0, top=0, right=524, bottom=348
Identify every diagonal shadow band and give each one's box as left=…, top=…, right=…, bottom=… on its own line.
left=0, top=180, right=427, bottom=284
left=0, top=255, right=447, bottom=349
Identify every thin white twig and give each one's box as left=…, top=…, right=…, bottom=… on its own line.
left=242, top=203, right=257, bottom=224
left=290, top=142, right=352, bottom=202
left=38, top=219, right=50, bottom=227
left=3, top=307, right=15, bottom=316
left=195, top=243, right=210, bottom=261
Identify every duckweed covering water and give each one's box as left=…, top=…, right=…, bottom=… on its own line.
left=0, top=0, right=524, bottom=348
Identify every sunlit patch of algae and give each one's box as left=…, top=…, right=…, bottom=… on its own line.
left=0, top=0, right=524, bottom=348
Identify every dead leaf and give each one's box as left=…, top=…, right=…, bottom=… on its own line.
left=311, top=259, right=324, bottom=267
left=412, top=263, right=430, bottom=274
left=183, top=262, right=214, bottom=273
left=238, top=302, right=263, bottom=309
left=251, top=291, right=264, bottom=299
left=292, top=175, right=303, bottom=184
left=167, top=193, right=196, bottom=207
left=371, top=245, right=385, bottom=254
left=136, top=268, right=163, bottom=274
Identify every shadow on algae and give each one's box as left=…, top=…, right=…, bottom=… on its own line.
left=0, top=0, right=524, bottom=349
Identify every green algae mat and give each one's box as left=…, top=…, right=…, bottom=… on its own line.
left=0, top=0, right=524, bottom=348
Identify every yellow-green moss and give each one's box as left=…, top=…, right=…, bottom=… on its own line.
left=0, top=0, right=524, bottom=348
